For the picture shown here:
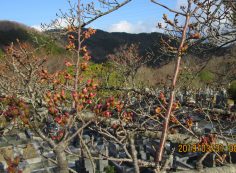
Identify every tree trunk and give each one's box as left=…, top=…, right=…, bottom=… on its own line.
left=54, top=145, right=69, bottom=173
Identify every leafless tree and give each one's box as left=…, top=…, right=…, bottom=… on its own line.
left=150, top=0, right=236, bottom=171
left=0, top=1, right=132, bottom=173
left=108, top=43, right=151, bottom=87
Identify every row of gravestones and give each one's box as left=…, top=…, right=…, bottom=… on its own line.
left=131, top=87, right=230, bottom=111
left=174, top=88, right=229, bottom=109
left=5, top=131, right=230, bottom=172
left=72, top=133, right=155, bottom=173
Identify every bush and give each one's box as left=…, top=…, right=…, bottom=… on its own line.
left=198, top=70, right=215, bottom=84
left=0, top=49, right=4, bottom=58
left=83, top=62, right=124, bottom=84
left=96, top=166, right=115, bottom=173
left=104, top=166, right=115, bottom=173
left=228, top=80, right=236, bottom=101
left=29, top=33, right=65, bottom=55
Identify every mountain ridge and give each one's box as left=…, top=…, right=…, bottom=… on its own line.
left=0, top=20, right=235, bottom=86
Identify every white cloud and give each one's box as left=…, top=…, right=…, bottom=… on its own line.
left=32, top=18, right=69, bottom=32
left=32, top=25, right=43, bottom=31
left=108, top=21, right=133, bottom=33
left=32, top=20, right=165, bottom=34
left=107, top=20, right=162, bottom=33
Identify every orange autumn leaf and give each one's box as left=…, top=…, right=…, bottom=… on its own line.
left=13, top=156, right=20, bottom=165
left=80, top=62, right=88, bottom=71
left=81, top=46, right=87, bottom=53
left=189, top=32, right=201, bottom=39
left=68, top=34, right=75, bottom=40
left=170, top=116, right=178, bottom=124
left=61, top=90, right=66, bottom=99
left=181, top=44, right=188, bottom=52
left=155, top=107, right=162, bottom=114
left=21, top=116, right=29, bottom=125
left=64, top=61, right=73, bottom=67
left=186, top=118, right=193, bottom=128
left=172, top=102, right=180, bottom=111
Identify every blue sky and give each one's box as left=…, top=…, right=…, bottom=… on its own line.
left=0, top=0, right=180, bottom=33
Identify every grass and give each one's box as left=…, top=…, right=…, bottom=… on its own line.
left=0, top=49, right=4, bottom=58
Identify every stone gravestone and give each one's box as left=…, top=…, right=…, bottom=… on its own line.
left=85, top=158, right=94, bottom=173
left=75, top=158, right=88, bottom=173
left=96, top=145, right=109, bottom=173
left=178, top=92, right=184, bottom=104
left=221, top=88, right=227, bottom=108
left=139, top=145, right=147, bottom=160
left=0, top=162, right=5, bottom=173
left=216, top=91, right=222, bottom=108
left=24, top=129, right=33, bottom=139
left=72, top=134, right=80, bottom=148
left=108, top=142, right=119, bottom=157
left=229, top=152, right=236, bottom=164
left=202, top=153, right=215, bottom=167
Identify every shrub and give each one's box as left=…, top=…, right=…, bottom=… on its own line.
left=104, top=166, right=115, bottom=173
left=198, top=70, right=215, bottom=84
left=228, top=80, right=236, bottom=101
left=0, top=49, right=4, bottom=58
